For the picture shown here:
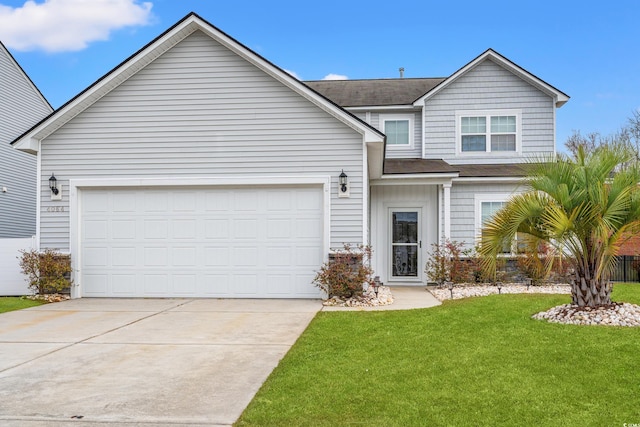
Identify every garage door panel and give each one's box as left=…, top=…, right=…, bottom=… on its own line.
left=112, top=275, right=136, bottom=296
left=172, top=247, right=197, bottom=266
left=173, top=275, right=197, bottom=295
left=296, top=246, right=323, bottom=267
left=144, top=247, right=168, bottom=266
left=266, top=247, right=292, bottom=266
left=144, top=275, right=168, bottom=295
left=234, top=274, right=258, bottom=294
left=204, top=247, right=229, bottom=266
left=112, top=192, right=136, bottom=212
left=84, top=220, right=108, bottom=240
left=267, top=274, right=292, bottom=295
left=84, top=192, right=109, bottom=212
left=144, top=193, right=168, bottom=212
left=296, top=218, right=322, bottom=238
left=202, top=274, right=229, bottom=296
left=172, top=220, right=197, bottom=239
left=233, top=219, right=258, bottom=239
left=81, top=186, right=324, bottom=298
left=84, top=274, right=108, bottom=296
left=267, top=219, right=291, bottom=238
left=112, top=248, right=136, bottom=266
left=173, top=192, right=197, bottom=211
left=235, top=192, right=259, bottom=211
left=144, top=220, right=168, bottom=239
left=205, top=192, right=229, bottom=211
left=84, top=247, right=108, bottom=267
left=112, top=220, right=136, bottom=240
left=205, top=219, right=229, bottom=239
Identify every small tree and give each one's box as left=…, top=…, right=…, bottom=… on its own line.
left=313, top=244, right=375, bottom=298
left=19, top=248, right=72, bottom=295
left=481, top=145, right=640, bottom=307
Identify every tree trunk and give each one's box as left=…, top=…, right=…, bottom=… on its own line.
left=570, top=276, right=612, bottom=307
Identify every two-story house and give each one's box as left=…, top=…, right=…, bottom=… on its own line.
left=11, top=13, right=568, bottom=298
left=307, top=50, right=569, bottom=285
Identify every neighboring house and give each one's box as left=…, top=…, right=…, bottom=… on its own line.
left=11, top=13, right=568, bottom=299
left=0, top=41, right=53, bottom=237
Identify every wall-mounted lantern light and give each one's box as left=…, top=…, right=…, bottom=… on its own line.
left=338, top=170, right=349, bottom=198
left=49, top=173, right=59, bottom=195
left=49, top=173, right=62, bottom=201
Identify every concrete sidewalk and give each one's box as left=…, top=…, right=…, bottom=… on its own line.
left=0, top=298, right=321, bottom=426
left=321, top=286, right=442, bottom=311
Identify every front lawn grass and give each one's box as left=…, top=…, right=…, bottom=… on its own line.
left=237, top=284, right=640, bottom=426
left=0, top=297, right=45, bottom=314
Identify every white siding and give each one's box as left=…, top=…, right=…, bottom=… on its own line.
left=423, top=59, right=555, bottom=164
left=370, top=184, right=438, bottom=283
left=0, top=46, right=52, bottom=238
left=368, top=110, right=422, bottom=159
left=39, top=30, right=364, bottom=251
left=450, top=182, right=521, bottom=249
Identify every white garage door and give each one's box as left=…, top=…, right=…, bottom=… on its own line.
left=80, top=186, right=324, bottom=298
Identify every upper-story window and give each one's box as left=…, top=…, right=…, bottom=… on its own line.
left=381, top=114, right=414, bottom=150
left=456, top=110, right=521, bottom=154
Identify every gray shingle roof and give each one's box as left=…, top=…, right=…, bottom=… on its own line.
left=304, top=78, right=446, bottom=107
left=383, top=159, right=530, bottom=178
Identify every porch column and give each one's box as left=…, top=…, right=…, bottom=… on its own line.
left=443, top=182, right=451, bottom=240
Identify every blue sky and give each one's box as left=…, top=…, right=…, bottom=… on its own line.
left=2, top=0, right=639, bottom=150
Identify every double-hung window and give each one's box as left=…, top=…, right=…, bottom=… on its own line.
left=457, top=110, right=520, bottom=154
left=381, top=114, right=414, bottom=150
left=475, top=194, right=517, bottom=254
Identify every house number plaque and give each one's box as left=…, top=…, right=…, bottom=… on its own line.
left=46, top=206, right=65, bottom=213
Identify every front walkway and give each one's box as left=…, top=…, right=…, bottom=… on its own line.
left=321, top=286, right=441, bottom=311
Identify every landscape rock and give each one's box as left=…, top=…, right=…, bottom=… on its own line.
left=322, top=285, right=394, bottom=307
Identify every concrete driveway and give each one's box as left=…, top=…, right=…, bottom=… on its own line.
left=0, top=298, right=321, bottom=426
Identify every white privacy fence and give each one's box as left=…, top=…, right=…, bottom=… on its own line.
left=0, top=236, right=35, bottom=296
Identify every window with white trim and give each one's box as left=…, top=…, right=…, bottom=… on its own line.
left=457, top=110, right=521, bottom=154
left=475, top=194, right=518, bottom=254
left=381, top=114, right=414, bottom=150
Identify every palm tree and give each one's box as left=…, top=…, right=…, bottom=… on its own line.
left=480, top=145, right=640, bottom=307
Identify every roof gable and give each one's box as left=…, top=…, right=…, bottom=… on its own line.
left=0, top=41, right=52, bottom=145
left=12, top=12, right=383, bottom=152
left=412, top=49, right=569, bottom=108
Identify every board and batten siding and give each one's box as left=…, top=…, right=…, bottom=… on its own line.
left=450, top=182, right=521, bottom=249
left=422, top=59, right=556, bottom=164
left=370, top=184, right=438, bottom=282
left=0, top=45, right=52, bottom=238
left=368, top=110, right=422, bottom=159
left=39, top=30, right=365, bottom=251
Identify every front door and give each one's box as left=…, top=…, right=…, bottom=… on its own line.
left=389, top=209, right=421, bottom=281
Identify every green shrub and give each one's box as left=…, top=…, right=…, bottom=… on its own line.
left=425, top=240, right=481, bottom=284
left=313, top=244, right=374, bottom=298
left=19, top=248, right=72, bottom=295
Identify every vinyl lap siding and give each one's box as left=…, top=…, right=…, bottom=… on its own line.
left=423, top=59, right=555, bottom=164
left=0, top=46, right=51, bottom=238
left=450, top=182, right=520, bottom=249
left=369, top=111, right=422, bottom=159
left=39, top=30, right=364, bottom=250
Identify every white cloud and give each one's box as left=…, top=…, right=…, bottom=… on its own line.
left=322, top=73, right=348, bottom=81
left=284, top=69, right=300, bottom=79
left=0, top=0, right=153, bottom=52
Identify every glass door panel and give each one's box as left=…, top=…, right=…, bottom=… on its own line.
left=391, top=210, right=419, bottom=278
